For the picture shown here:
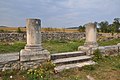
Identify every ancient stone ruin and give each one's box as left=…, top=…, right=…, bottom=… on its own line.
left=0, top=19, right=50, bottom=70
left=0, top=19, right=119, bottom=72
left=51, top=23, right=97, bottom=72
left=0, top=32, right=120, bottom=42
left=79, top=22, right=119, bottom=56
left=78, top=23, right=98, bottom=55
left=20, top=19, right=50, bottom=69
left=84, top=23, right=98, bottom=47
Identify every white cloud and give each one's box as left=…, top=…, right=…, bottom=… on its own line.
left=0, top=0, right=120, bottom=27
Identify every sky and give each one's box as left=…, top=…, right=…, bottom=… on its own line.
left=0, top=0, right=120, bottom=28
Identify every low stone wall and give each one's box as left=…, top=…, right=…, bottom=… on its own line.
left=0, top=53, right=19, bottom=71
left=0, top=32, right=120, bottom=42
left=0, top=33, right=26, bottom=42
left=103, top=45, right=119, bottom=55
left=0, top=45, right=120, bottom=71
left=42, top=32, right=85, bottom=41
left=0, top=53, right=46, bottom=71
left=0, top=32, right=85, bottom=42
left=97, top=33, right=120, bottom=42
left=98, top=33, right=120, bottom=39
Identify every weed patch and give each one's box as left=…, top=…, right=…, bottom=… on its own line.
left=92, top=49, right=103, bottom=62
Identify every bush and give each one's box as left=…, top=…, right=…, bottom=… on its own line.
left=17, top=27, right=22, bottom=33
left=0, top=29, right=4, bottom=32
left=27, top=61, right=55, bottom=80
left=92, top=49, right=103, bottom=62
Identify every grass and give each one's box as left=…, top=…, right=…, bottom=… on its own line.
left=51, top=56, right=120, bottom=80
left=42, top=40, right=84, bottom=54
left=0, top=42, right=25, bottom=53
left=0, top=38, right=120, bottom=54
left=0, top=56, right=120, bottom=80
left=0, top=40, right=84, bottom=54
left=98, top=38, right=120, bottom=46
left=0, top=39, right=120, bottom=80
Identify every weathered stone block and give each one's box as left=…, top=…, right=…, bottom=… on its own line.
left=78, top=23, right=98, bottom=55
left=19, top=18, right=50, bottom=69
left=20, top=49, right=50, bottom=61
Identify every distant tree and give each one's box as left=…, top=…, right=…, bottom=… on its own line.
left=0, top=29, right=4, bottom=33
left=94, top=22, right=100, bottom=32
left=78, top=25, right=85, bottom=32
left=17, top=27, right=22, bottom=33
left=97, top=28, right=100, bottom=32
left=112, top=18, right=120, bottom=33
left=107, top=24, right=114, bottom=33
left=98, top=21, right=109, bottom=33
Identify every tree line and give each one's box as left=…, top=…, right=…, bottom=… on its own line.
left=78, top=18, right=120, bottom=33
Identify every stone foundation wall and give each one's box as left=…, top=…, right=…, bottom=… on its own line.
left=0, top=32, right=85, bottom=42
left=0, top=32, right=120, bottom=42
left=0, top=53, right=46, bottom=71
left=0, top=45, right=120, bottom=71
left=0, top=33, right=26, bottom=42
left=42, top=32, right=85, bottom=41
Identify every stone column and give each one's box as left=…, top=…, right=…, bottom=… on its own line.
left=84, top=23, right=98, bottom=47
left=25, top=19, right=42, bottom=50
left=78, top=23, right=98, bottom=55
left=20, top=18, right=50, bottom=63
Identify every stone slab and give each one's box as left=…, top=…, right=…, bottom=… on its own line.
left=20, top=49, right=50, bottom=61
left=53, top=56, right=91, bottom=64
left=0, top=52, right=19, bottom=63
left=51, top=51, right=85, bottom=56
left=79, top=45, right=120, bottom=55
left=54, top=60, right=96, bottom=72
left=51, top=51, right=86, bottom=60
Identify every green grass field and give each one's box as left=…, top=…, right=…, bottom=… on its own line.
left=98, top=38, right=120, bottom=46
left=0, top=40, right=85, bottom=54
left=0, top=39, right=120, bottom=80
left=0, top=38, right=120, bottom=54
left=42, top=40, right=84, bottom=54
left=0, top=42, right=25, bottom=53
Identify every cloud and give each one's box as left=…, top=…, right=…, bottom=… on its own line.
left=0, top=0, right=120, bottom=27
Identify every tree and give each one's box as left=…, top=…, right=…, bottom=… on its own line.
left=17, top=27, right=22, bottom=33
left=98, top=21, right=109, bottom=33
left=112, top=18, right=120, bottom=33
left=78, top=25, right=85, bottom=32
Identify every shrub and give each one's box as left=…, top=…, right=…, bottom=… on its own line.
left=0, top=29, right=4, bottom=32
left=17, top=27, right=22, bottom=33
left=92, top=49, right=103, bottom=62
left=27, top=61, right=55, bottom=80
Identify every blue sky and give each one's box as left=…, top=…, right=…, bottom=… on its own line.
left=0, top=0, right=120, bottom=28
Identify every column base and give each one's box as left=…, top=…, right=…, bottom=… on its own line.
left=84, top=42, right=98, bottom=47
left=25, top=44, right=43, bottom=51
left=78, top=46, right=92, bottom=55
left=78, top=42, right=98, bottom=55
left=20, top=49, right=50, bottom=70
left=20, top=49, right=50, bottom=62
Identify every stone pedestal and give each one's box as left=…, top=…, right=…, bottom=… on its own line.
left=84, top=23, right=98, bottom=47
left=20, top=19, right=50, bottom=68
left=78, top=23, right=98, bottom=55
